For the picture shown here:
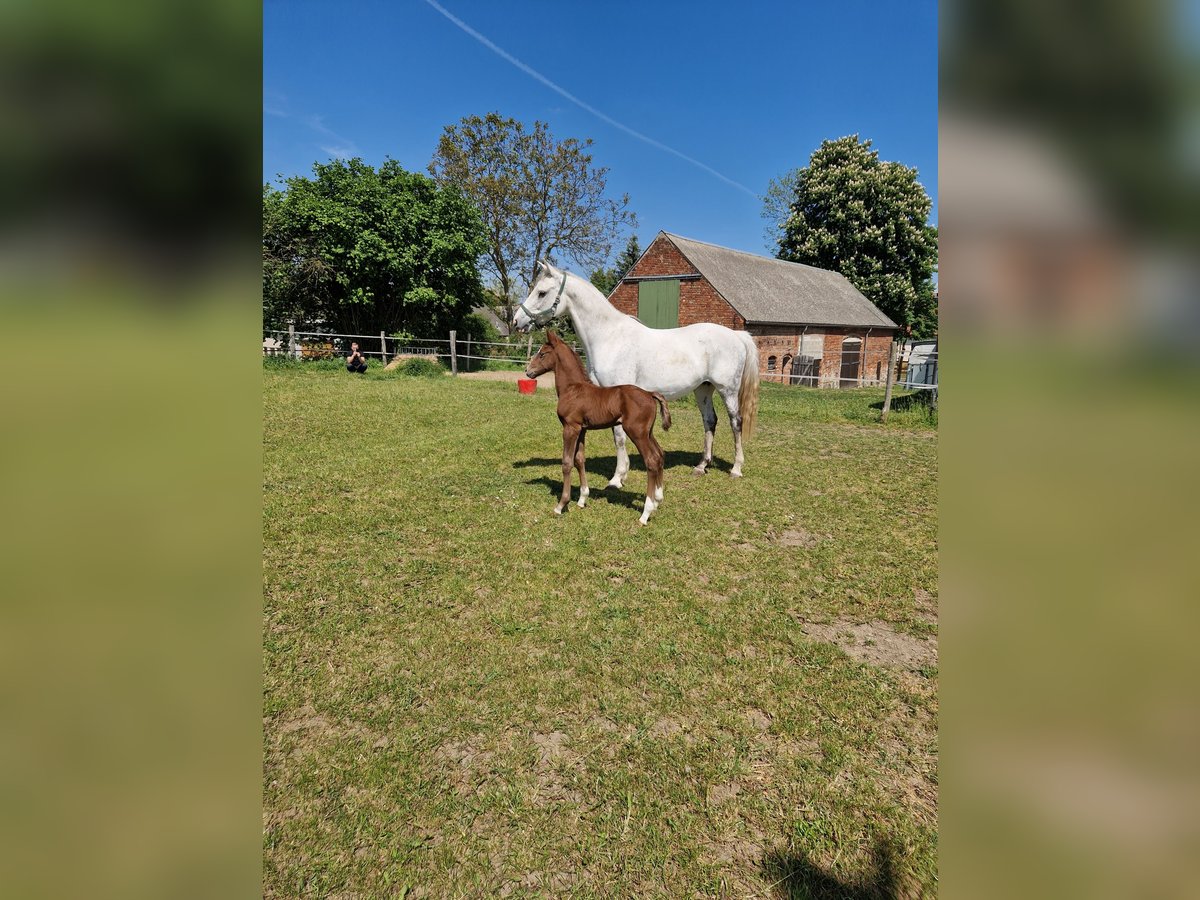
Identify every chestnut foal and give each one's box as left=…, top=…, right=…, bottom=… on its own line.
left=526, top=331, right=671, bottom=525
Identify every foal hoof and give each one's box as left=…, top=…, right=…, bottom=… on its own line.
left=552, top=506, right=564, bottom=516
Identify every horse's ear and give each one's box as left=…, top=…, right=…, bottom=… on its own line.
left=539, top=259, right=554, bottom=276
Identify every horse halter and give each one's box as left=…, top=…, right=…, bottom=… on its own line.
left=517, top=270, right=568, bottom=327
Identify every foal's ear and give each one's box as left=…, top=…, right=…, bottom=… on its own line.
left=546, top=329, right=559, bottom=343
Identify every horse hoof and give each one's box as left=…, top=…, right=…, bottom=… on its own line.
left=606, top=479, right=623, bottom=490
left=577, top=498, right=587, bottom=508
left=553, top=506, right=564, bottom=516
left=730, top=471, right=743, bottom=478
left=692, top=466, right=707, bottom=476
left=638, top=517, right=648, bottom=526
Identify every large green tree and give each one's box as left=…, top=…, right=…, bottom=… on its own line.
left=263, top=158, right=487, bottom=339
left=771, top=136, right=938, bottom=336
left=429, top=112, right=636, bottom=326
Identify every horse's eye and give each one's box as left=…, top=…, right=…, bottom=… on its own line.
left=537, top=290, right=547, bottom=298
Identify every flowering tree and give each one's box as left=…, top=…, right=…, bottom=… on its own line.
left=771, top=136, right=938, bottom=336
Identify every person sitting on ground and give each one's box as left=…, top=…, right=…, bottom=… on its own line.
left=346, top=342, right=368, bottom=374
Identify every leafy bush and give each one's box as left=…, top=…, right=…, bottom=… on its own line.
left=396, top=357, right=446, bottom=378
left=459, top=312, right=499, bottom=344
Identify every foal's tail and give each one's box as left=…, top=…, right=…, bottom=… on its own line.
left=738, top=332, right=759, bottom=438
left=651, top=392, right=672, bottom=431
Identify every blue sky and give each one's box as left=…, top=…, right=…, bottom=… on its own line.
left=264, top=0, right=937, bottom=266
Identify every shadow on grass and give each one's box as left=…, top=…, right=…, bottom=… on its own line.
left=760, top=839, right=904, bottom=900
left=869, top=391, right=934, bottom=412
left=513, top=450, right=731, bottom=476
left=522, top=476, right=646, bottom=511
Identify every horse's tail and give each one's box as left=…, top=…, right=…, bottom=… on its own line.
left=738, top=332, right=760, bottom=439
left=652, top=392, right=672, bottom=431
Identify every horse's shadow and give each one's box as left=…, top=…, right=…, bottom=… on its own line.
left=759, top=838, right=904, bottom=899
left=514, top=450, right=732, bottom=509
left=870, top=390, right=934, bottom=412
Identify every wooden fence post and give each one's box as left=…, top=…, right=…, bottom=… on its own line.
left=465, top=335, right=471, bottom=372
left=449, top=330, right=458, bottom=375
left=880, top=340, right=898, bottom=423
left=288, top=323, right=296, bottom=358
left=380, top=331, right=387, bottom=363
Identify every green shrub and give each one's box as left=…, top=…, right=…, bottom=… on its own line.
left=396, top=357, right=446, bottom=378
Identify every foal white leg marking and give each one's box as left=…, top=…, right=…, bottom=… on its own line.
left=578, top=485, right=589, bottom=508
left=638, top=495, right=657, bottom=526
left=654, top=483, right=663, bottom=502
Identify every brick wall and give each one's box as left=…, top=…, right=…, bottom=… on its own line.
left=608, top=234, right=745, bottom=329
left=816, top=330, right=893, bottom=387
left=746, top=326, right=894, bottom=386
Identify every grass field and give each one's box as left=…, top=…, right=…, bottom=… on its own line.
left=263, top=362, right=938, bottom=898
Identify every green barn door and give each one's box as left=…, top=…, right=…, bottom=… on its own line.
left=637, top=279, right=680, bottom=328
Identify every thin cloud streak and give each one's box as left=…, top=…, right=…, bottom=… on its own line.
left=420, top=0, right=757, bottom=198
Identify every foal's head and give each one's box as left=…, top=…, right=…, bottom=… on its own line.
left=525, top=331, right=562, bottom=378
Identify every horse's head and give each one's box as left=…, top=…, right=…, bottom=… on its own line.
left=513, top=261, right=569, bottom=332
left=524, top=330, right=559, bottom=378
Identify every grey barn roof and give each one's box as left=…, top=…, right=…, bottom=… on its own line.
left=661, top=232, right=898, bottom=329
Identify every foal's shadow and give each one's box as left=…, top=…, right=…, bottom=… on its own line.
left=522, top=476, right=644, bottom=511
left=514, top=451, right=732, bottom=509
left=513, top=450, right=731, bottom=480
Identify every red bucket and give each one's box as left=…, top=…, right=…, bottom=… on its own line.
left=517, top=378, right=537, bottom=395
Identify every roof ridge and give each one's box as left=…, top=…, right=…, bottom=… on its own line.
left=663, top=232, right=847, bottom=279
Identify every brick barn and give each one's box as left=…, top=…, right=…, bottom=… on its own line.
left=607, top=232, right=898, bottom=387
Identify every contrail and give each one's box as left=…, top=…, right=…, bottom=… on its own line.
left=421, top=0, right=758, bottom=198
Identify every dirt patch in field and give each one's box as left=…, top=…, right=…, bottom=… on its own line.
left=914, top=587, right=937, bottom=623
left=648, top=717, right=684, bottom=739
left=435, top=738, right=497, bottom=797
left=269, top=704, right=387, bottom=758
left=532, top=730, right=581, bottom=804
left=744, top=708, right=772, bottom=732
left=778, top=528, right=828, bottom=548
left=707, top=780, right=743, bottom=805
left=801, top=620, right=937, bottom=671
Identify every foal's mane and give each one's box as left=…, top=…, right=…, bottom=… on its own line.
left=549, top=332, right=588, bottom=384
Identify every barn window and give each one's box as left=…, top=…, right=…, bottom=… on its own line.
left=767, top=355, right=777, bottom=374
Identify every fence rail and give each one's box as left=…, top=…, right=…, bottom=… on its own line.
left=263, top=327, right=937, bottom=410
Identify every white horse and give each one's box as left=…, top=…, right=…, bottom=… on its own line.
left=514, top=260, right=759, bottom=484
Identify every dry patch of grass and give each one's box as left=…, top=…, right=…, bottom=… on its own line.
left=799, top=619, right=938, bottom=671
